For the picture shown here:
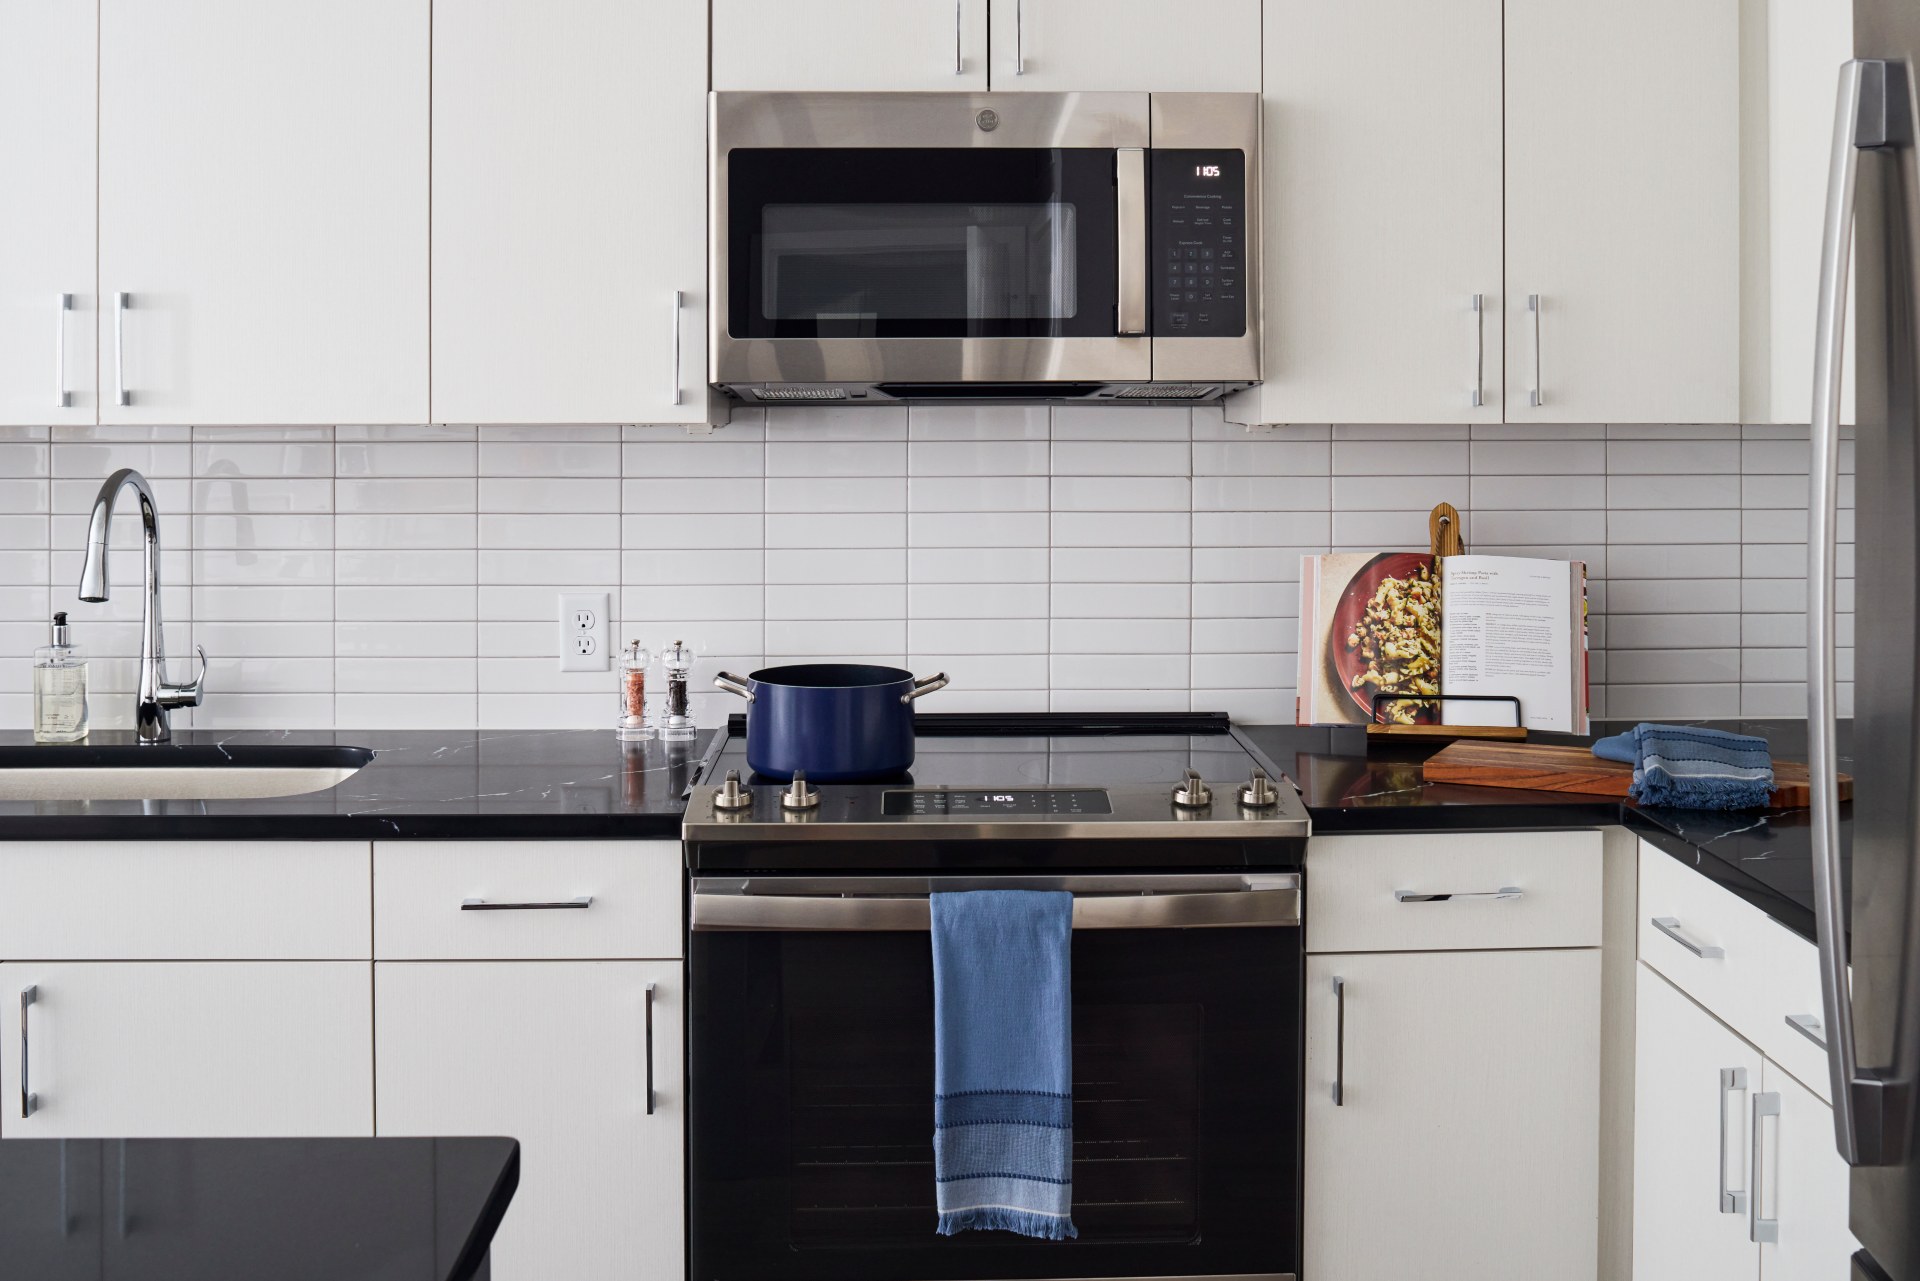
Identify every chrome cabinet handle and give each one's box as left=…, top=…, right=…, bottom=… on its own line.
left=19, top=986, right=37, bottom=1119
left=1468, top=293, right=1484, bottom=408
left=1809, top=58, right=1911, bottom=1169
left=1116, top=149, right=1148, bottom=337
left=1751, top=1092, right=1781, bottom=1243
left=954, top=0, right=962, bottom=74
left=55, top=294, right=72, bottom=409
left=1651, top=915, right=1725, bottom=959
left=1394, top=886, right=1521, bottom=903
left=1720, top=1066, right=1749, bottom=1214
left=460, top=896, right=592, bottom=911
left=112, top=292, right=130, bottom=407
left=1526, top=293, right=1543, bottom=406
left=1331, top=975, right=1346, bottom=1106
left=1015, top=0, right=1025, bottom=74
left=1786, top=1013, right=1827, bottom=1049
left=669, top=290, right=683, bottom=406
left=644, top=981, right=657, bottom=1116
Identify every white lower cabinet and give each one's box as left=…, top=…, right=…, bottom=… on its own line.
left=0, top=961, right=373, bottom=1138
left=1632, top=960, right=1857, bottom=1280
left=375, top=961, right=684, bottom=1281
left=1303, top=948, right=1601, bottom=1281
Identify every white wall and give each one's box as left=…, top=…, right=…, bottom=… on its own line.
left=0, top=407, right=1851, bottom=730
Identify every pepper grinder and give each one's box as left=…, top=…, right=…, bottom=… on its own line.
left=616, top=640, right=652, bottom=741
left=660, top=639, right=697, bottom=741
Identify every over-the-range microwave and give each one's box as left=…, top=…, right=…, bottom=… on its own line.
left=709, top=91, right=1260, bottom=405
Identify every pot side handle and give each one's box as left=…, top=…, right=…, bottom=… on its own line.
left=901, top=672, right=950, bottom=704
left=714, top=672, right=755, bottom=703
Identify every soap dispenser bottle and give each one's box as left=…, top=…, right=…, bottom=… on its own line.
left=33, top=611, right=89, bottom=743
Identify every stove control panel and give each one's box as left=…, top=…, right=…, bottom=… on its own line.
left=882, top=789, right=1114, bottom=817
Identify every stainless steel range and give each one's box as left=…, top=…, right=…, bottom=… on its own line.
left=685, top=712, right=1307, bottom=1281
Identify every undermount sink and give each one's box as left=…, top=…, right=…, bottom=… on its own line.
left=0, top=744, right=374, bottom=802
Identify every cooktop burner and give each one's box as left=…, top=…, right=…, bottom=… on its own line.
left=683, top=713, right=1310, bottom=851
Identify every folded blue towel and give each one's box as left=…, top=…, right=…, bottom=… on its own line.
left=930, top=889, right=1076, bottom=1241
left=1592, top=723, right=1774, bottom=810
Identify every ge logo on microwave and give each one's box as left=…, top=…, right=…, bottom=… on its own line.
left=975, top=109, right=999, bottom=132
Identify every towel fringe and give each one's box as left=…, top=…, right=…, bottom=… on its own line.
left=938, top=1208, right=1078, bottom=1241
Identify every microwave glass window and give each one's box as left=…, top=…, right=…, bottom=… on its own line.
left=759, top=203, right=1079, bottom=326
left=728, top=148, right=1119, bottom=340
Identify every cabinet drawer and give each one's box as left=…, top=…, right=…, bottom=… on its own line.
left=1306, top=830, right=1602, bottom=953
left=375, top=841, right=680, bottom=960
left=1638, top=841, right=1833, bottom=1102
left=0, top=841, right=370, bottom=960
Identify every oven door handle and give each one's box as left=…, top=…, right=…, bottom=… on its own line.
left=691, top=874, right=1300, bottom=932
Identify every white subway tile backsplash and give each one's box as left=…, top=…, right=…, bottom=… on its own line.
left=0, top=418, right=1857, bottom=729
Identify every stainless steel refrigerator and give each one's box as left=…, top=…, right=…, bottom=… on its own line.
left=1809, top=8, right=1920, bottom=1280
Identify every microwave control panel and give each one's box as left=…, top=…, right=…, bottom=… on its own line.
left=1150, top=149, right=1247, bottom=339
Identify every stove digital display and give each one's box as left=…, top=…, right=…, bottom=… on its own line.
left=882, top=789, right=1113, bottom=817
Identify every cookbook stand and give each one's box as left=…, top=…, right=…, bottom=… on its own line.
left=1364, top=503, right=1530, bottom=743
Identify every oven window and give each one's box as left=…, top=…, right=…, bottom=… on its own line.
left=691, top=926, right=1298, bottom=1281
left=760, top=202, right=1079, bottom=327
left=727, top=147, right=1119, bottom=340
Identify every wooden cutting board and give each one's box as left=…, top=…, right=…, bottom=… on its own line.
left=1421, top=740, right=1851, bottom=808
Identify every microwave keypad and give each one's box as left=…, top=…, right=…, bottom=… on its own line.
left=1151, top=149, right=1246, bottom=339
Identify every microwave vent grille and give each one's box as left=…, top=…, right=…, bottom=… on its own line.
left=1114, top=384, right=1217, bottom=400
left=753, top=387, right=849, bottom=402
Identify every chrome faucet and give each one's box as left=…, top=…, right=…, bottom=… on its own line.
left=76, top=468, right=206, bottom=742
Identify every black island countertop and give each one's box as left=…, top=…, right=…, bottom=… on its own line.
left=0, top=719, right=1847, bottom=947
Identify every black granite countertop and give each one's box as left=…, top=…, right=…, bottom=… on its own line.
left=1244, top=717, right=1849, bottom=947
left=0, top=719, right=1845, bottom=949
left=0, top=728, right=712, bottom=840
left=0, top=1136, right=516, bottom=1280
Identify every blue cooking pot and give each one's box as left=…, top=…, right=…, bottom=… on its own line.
left=713, top=663, right=949, bottom=782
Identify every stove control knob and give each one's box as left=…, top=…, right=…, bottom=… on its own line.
left=1171, top=769, right=1213, bottom=809
left=712, top=769, right=754, bottom=812
left=781, top=769, right=821, bottom=811
left=1239, top=767, right=1280, bottom=809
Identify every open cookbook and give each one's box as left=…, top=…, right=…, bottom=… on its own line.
left=1297, top=553, right=1589, bottom=733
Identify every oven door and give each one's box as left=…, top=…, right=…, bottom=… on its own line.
left=710, top=92, right=1152, bottom=388
left=688, top=875, right=1301, bottom=1281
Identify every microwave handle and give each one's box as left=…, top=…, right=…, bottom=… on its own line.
left=1116, top=148, right=1148, bottom=337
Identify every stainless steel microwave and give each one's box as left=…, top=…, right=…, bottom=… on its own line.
left=709, top=91, right=1260, bottom=405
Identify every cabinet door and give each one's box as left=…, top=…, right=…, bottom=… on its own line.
left=1504, top=0, right=1739, bottom=423
left=988, top=0, right=1259, bottom=91
left=432, top=0, right=709, bottom=424
left=97, top=0, right=428, bottom=425
left=1229, top=0, right=1502, bottom=426
left=0, top=962, right=373, bottom=1139
left=376, top=962, right=683, bottom=1281
left=1760, top=1060, right=1860, bottom=1281
left=0, top=0, right=97, bottom=426
left=1303, top=948, right=1600, bottom=1281
left=1632, top=961, right=1763, bottom=1280
left=713, top=0, right=988, bottom=91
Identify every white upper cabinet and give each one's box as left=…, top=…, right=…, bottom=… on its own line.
left=1504, top=0, right=1741, bottom=424
left=987, top=0, right=1260, bottom=91
left=713, top=0, right=989, bottom=91
left=1743, top=0, right=1855, bottom=424
left=1230, top=0, right=1503, bottom=425
left=97, top=0, right=428, bottom=426
left=432, top=0, right=709, bottom=425
left=0, top=0, right=97, bottom=426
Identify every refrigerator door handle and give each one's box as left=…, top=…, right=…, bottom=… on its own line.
left=1809, top=56, right=1912, bottom=1170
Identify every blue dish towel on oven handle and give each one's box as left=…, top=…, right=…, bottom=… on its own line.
left=930, top=889, right=1077, bottom=1240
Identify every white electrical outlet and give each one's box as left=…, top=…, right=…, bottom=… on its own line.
left=558, top=592, right=609, bottom=672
